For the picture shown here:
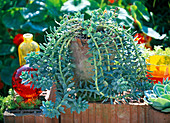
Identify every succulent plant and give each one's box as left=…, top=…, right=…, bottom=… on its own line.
left=144, top=78, right=170, bottom=112
left=21, top=8, right=152, bottom=118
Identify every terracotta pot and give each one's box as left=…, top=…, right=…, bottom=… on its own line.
left=70, top=38, right=115, bottom=82
left=70, top=38, right=93, bottom=81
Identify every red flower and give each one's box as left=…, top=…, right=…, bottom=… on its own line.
left=134, top=33, right=152, bottom=50
left=108, top=0, right=117, bottom=4
left=7, top=28, right=13, bottom=33
left=134, top=33, right=145, bottom=44
left=10, top=55, right=15, bottom=59
left=0, top=81, right=4, bottom=89
left=128, top=8, right=131, bottom=12
left=13, top=34, right=24, bottom=46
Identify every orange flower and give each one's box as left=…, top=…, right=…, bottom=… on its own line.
left=103, top=10, right=107, bottom=14
left=13, top=34, right=24, bottom=46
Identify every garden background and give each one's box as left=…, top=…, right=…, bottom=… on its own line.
left=0, top=0, right=169, bottom=121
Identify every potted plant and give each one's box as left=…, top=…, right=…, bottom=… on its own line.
left=1, top=89, right=46, bottom=123
left=4, top=8, right=170, bottom=123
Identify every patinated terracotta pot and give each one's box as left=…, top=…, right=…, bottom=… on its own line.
left=70, top=38, right=93, bottom=81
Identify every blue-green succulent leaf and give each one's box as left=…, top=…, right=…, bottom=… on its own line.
left=164, top=84, right=170, bottom=94
left=161, top=94, right=170, bottom=101
left=161, top=108, right=170, bottom=113
left=153, top=84, right=165, bottom=97
left=152, top=98, right=170, bottom=110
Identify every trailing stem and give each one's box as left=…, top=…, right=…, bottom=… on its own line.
left=58, top=34, right=79, bottom=84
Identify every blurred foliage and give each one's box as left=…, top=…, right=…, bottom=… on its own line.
left=0, top=88, right=42, bottom=122
left=0, top=0, right=169, bottom=103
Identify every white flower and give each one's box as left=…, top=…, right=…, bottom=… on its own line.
left=61, top=0, right=90, bottom=12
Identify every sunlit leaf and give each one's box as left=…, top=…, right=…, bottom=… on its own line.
left=20, top=1, right=47, bottom=22
left=116, top=7, right=134, bottom=27
left=21, top=21, right=48, bottom=33
left=134, top=1, right=150, bottom=22
left=61, top=0, right=90, bottom=12
left=142, top=26, right=166, bottom=39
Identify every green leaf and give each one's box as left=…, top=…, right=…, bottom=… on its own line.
left=116, top=7, right=134, bottom=27
left=152, top=98, right=170, bottom=110
left=2, top=10, right=26, bottom=29
left=97, top=61, right=102, bottom=66
left=64, top=71, right=70, bottom=77
left=161, top=108, right=170, bottom=113
left=0, top=44, right=16, bottom=56
left=20, top=1, right=48, bottom=22
left=0, top=66, right=18, bottom=86
left=66, top=76, right=73, bottom=83
left=62, top=67, right=68, bottom=72
left=39, top=44, right=46, bottom=51
left=82, top=30, right=88, bottom=35
left=94, top=32, right=101, bottom=37
left=11, top=58, right=19, bottom=68
left=134, top=1, right=150, bottom=21
left=153, top=84, right=165, bottom=97
left=141, top=26, right=166, bottom=39
left=0, top=60, right=2, bottom=69
left=165, top=84, right=170, bottom=94
left=86, top=60, right=92, bottom=63
left=88, top=26, right=92, bottom=33
left=130, top=5, right=137, bottom=20
left=148, top=98, right=156, bottom=102
left=68, top=82, right=74, bottom=88
left=46, top=0, right=66, bottom=17
left=88, top=0, right=100, bottom=10
left=15, top=0, right=27, bottom=7
left=22, top=21, right=48, bottom=33
left=161, top=94, right=170, bottom=101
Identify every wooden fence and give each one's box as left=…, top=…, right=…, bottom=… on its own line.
left=4, top=103, right=170, bottom=123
